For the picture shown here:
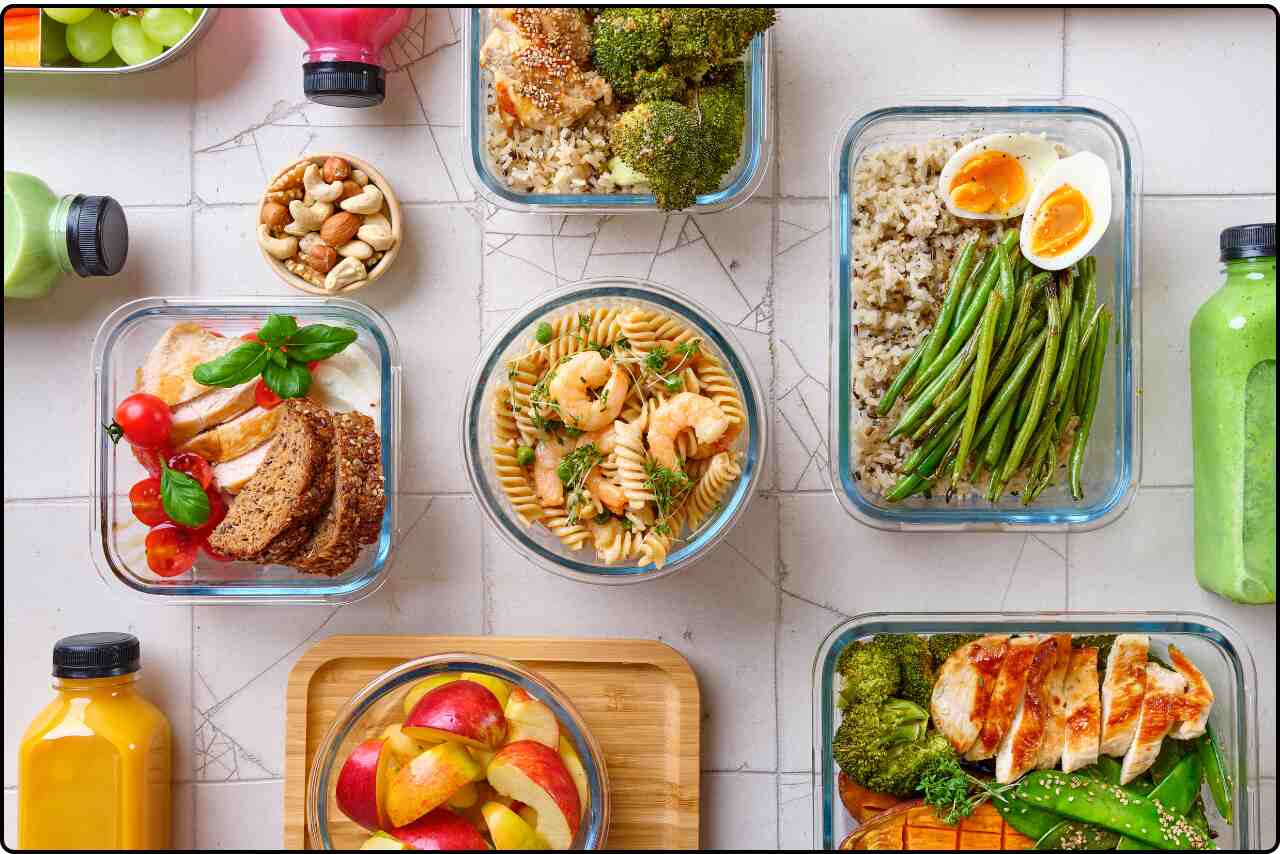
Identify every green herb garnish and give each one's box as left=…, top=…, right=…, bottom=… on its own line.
left=160, top=459, right=210, bottom=528
left=192, top=314, right=357, bottom=400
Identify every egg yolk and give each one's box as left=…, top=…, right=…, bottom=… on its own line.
left=948, top=151, right=1027, bottom=214
left=1030, top=184, right=1093, bottom=257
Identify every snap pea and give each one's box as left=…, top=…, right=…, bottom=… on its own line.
left=1000, top=281, right=1062, bottom=481
left=917, top=238, right=978, bottom=377
left=995, top=244, right=1017, bottom=343
left=1116, top=752, right=1204, bottom=850
left=1149, top=737, right=1190, bottom=785
left=953, top=290, right=1002, bottom=487
left=875, top=340, right=926, bottom=416
left=993, top=792, right=1062, bottom=841
left=1197, top=724, right=1234, bottom=826
left=1069, top=308, right=1111, bottom=500
left=1035, top=820, right=1119, bottom=850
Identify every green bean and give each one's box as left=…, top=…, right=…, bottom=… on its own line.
left=1197, top=724, right=1233, bottom=825
left=1000, top=285, right=1061, bottom=481
left=953, top=291, right=1002, bottom=487
left=989, top=271, right=1045, bottom=381
left=1116, top=753, right=1204, bottom=850
left=994, top=245, right=1017, bottom=343
left=936, top=330, right=980, bottom=402
left=973, top=328, right=1048, bottom=442
left=1069, top=308, right=1110, bottom=500
left=902, top=407, right=964, bottom=475
left=985, top=396, right=1016, bottom=466
left=1075, top=302, right=1107, bottom=412
left=957, top=233, right=1015, bottom=327
left=876, top=339, right=926, bottom=416
left=954, top=250, right=994, bottom=337
left=1077, top=256, right=1097, bottom=332
left=916, top=238, right=978, bottom=377
left=889, top=343, right=973, bottom=438
left=884, top=420, right=961, bottom=501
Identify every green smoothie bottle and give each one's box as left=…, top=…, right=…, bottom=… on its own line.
left=3, top=171, right=128, bottom=299
left=1189, top=223, right=1276, bottom=604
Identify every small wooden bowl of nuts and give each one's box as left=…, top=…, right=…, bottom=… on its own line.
left=257, top=152, right=403, bottom=295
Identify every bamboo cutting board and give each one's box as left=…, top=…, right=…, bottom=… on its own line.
left=283, top=635, right=700, bottom=850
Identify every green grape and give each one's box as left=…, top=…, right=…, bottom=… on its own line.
left=65, top=10, right=115, bottom=64
left=85, top=50, right=125, bottom=68
left=43, top=8, right=93, bottom=25
left=112, top=15, right=163, bottom=66
left=140, top=7, right=195, bottom=47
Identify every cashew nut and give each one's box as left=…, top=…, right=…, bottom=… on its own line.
left=324, top=256, right=367, bottom=291
left=357, top=213, right=396, bottom=251
left=257, top=224, right=299, bottom=261
left=303, top=163, right=344, bottom=204
left=339, top=184, right=384, bottom=216
left=284, top=199, right=333, bottom=236
left=337, top=239, right=374, bottom=261
left=298, top=232, right=324, bottom=255
left=351, top=169, right=369, bottom=186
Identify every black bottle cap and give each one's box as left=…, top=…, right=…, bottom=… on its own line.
left=65, top=194, right=129, bottom=278
left=1220, top=222, right=1276, bottom=262
left=303, top=61, right=386, bottom=108
left=53, top=632, right=141, bottom=679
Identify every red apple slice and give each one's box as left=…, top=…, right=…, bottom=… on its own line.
left=337, top=738, right=398, bottom=831
left=385, top=741, right=483, bottom=828
left=390, top=807, right=488, bottom=850
left=402, top=674, right=460, bottom=717
left=481, top=800, right=549, bottom=850
left=487, top=741, right=581, bottom=849
left=503, top=687, right=558, bottom=749
left=557, top=736, right=589, bottom=818
left=405, top=680, right=507, bottom=750
left=462, top=672, right=512, bottom=708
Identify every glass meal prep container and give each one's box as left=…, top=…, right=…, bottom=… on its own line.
left=3, top=8, right=217, bottom=75
left=307, top=652, right=610, bottom=850
left=462, top=277, right=767, bottom=584
left=460, top=8, right=772, bottom=214
left=829, top=98, right=1142, bottom=532
left=91, top=297, right=402, bottom=605
left=811, top=611, right=1262, bottom=850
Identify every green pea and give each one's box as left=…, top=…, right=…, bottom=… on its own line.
left=535, top=322, right=553, bottom=344
left=594, top=511, right=612, bottom=524
left=556, top=460, right=573, bottom=482
left=515, top=445, right=534, bottom=466
left=664, top=375, right=684, bottom=392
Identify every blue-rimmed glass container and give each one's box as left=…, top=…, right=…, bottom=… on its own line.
left=306, top=652, right=610, bottom=849
left=463, top=278, right=767, bottom=584
left=461, top=8, right=772, bottom=213
left=829, top=99, right=1142, bottom=531
left=812, top=612, right=1261, bottom=850
left=91, top=297, right=401, bottom=604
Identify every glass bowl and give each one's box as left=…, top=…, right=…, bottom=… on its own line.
left=811, top=611, right=1262, bottom=850
left=463, top=277, right=767, bottom=584
left=306, top=652, right=610, bottom=850
left=90, top=297, right=401, bottom=604
left=461, top=8, right=772, bottom=213
left=829, top=98, right=1142, bottom=531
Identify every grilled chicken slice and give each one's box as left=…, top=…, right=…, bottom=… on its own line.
left=1035, top=634, right=1074, bottom=769
left=966, top=635, right=1040, bottom=761
left=138, top=322, right=244, bottom=407
left=168, top=382, right=258, bottom=444
left=995, top=637, right=1061, bottom=783
left=1120, top=664, right=1188, bottom=784
left=1168, top=644, right=1215, bottom=740
left=931, top=634, right=1011, bottom=754
left=1061, top=647, right=1102, bottom=772
left=1100, top=634, right=1149, bottom=756
left=212, top=438, right=273, bottom=494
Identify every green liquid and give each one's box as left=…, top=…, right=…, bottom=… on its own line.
left=1241, top=359, right=1275, bottom=596
left=3, top=171, right=73, bottom=300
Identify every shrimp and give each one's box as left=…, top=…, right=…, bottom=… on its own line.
left=575, top=424, right=617, bottom=455
left=586, top=469, right=628, bottom=515
left=547, top=351, right=630, bottom=432
left=646, top=392, right=730, bottom=471
left=533, top=440, right=567, bottom=507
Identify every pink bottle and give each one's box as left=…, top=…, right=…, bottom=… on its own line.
left=280, top=7, right=412, bottom=108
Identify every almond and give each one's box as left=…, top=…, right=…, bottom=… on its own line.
left=320, top=211, right=362, bottom=247
left=340, top=180, right=363, bottom=200
left=307, top=243, right=339, bottom=274
left=322, top=156, right=351, bottom=183
left=261, top=201, right=289, bottom=230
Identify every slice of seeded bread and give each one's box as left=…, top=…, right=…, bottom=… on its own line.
left=207, top=398, right=335, bottom=561
left=287, top=412, right=383, bottom=576
left=351, top=414, right=386, bottom=546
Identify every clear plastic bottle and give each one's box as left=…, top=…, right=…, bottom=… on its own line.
left=1189, top=223, right=1275, bottom=604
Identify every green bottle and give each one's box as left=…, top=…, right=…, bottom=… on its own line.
left=3, top=170, right=128, bottom=299
left=1189, top=223, right=1276, bottom=604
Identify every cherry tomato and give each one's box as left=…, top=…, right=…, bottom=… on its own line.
left=130, top=442, right=172, bottom=478
left=241, top=332, right=262, bottom=344
left=201, top=543, right=234, bottom=562
left=128, top=478, right=168, bottom=526
left=167, top=451, right=213, bottom=490
left=255, top=378, right=282, bottom=409
left=145, top=523, right=199, bottom=577
left=190, top=487, right=227, bottom=539
left=307, top=360, right=319, bottom=372
left=112, top=393, right=172, bottom=448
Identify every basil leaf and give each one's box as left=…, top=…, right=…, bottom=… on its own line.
left=284, top=323, right=358, bottom=361
left=263, top=359, right=312, bottom=399
left=192, top=342, right=271, bottom=388
left=258, top=314, right=299, bottom=345
left=271, top=349, right=289, bottom=369
left=160, top=462, right=210, bottom=528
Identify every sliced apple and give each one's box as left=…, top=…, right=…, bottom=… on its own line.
left=487, top=741, right=581, bottom=849
left=503, top=687, right=558, bottom=749
left=461, top=672, right=513, bottom=708
left=390, top=807, right=488, bottom=850
left=557, top=736, right=589, bottom=818
left=361, top=830, right=408, bottom=850
left=447, top=781, right=480, bottom=809
left=482, top=800, right=549, bottom=850
left=336, top=738, right=398, bottom=831
left=402, top=673, right=461, bottom=717
left=382, top=724, right=427, bottom=764
left=385, top=741, right=483, bottom=828
left=517, top=804, right=539, bottom=831
left=404, top=680, right=507, bottom=750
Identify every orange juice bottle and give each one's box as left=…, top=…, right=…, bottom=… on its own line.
left=18, top=633, right=171, bottom=849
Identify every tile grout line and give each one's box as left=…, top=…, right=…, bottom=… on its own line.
left=1060, top=7, right=1069, bottom=98
left=769, top=49, right=785, bottom=844
left=477, top=195, right=492, bottom=635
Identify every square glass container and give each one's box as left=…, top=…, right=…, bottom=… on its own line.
left=829, top=99, right=1142, bottom=531
left=91, top=297, right=402, bottom=604
left=461, top=8, right=772, bottom=213
left=812, top=612, right=1262, bottom=850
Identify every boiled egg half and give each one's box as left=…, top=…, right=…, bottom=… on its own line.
left=1018, top=151, right=1112, bottom=271
left=937, top=133, right=1059, bottom=220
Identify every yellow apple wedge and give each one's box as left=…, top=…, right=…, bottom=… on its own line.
left=382, top=724, right=427, bottom=764
left=481, top=801, right=549, bottom=850
left=448, top=781, right=480, bottom=809
left=401, top=674, right=460, bottom=717
left=557, top=736, right=589, bottom=818
left=384, top=741, right=482, bottom=828
left=503, top=687, right=558, bottom=748
left=360, top=830, right=407, bottom=850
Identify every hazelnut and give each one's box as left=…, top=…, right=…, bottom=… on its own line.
left=340, top=180, right=363, bottom=200
left=261, top=201, right=289, bottom=231
left=322, top=156, right=351, bottom=184
left=307, top=243, right=339, bottom=274
left=320, top=211, right=362, bottom=247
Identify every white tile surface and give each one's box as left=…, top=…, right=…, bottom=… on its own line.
left=2, top=8, right=1275, bottom=851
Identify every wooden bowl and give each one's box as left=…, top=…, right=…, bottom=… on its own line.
left=256, top=152, right=403, bottom=296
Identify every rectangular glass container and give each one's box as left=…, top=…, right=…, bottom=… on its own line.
left=461, top=8, right=772, bottom=213
left=91, top=297, right=401, bottom=604
left=812, top=612, right=1261, bottom=850
left=829, top=99, right=1141, bottom=531
left=3, top=8, right=217, bottom=75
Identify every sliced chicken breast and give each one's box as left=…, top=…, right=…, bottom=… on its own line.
left=1035, top=634, right=1074, bottom=769
left=1100, top=634, right=1149, bottom=756
left=1167, top=644, right=1215, bottom=740
left=178, top=405, right=281, bottom=463
left=1061, top=647, right=1102, bottom=772
left=931, top=634, right=1011, bottom=754
left=168, top=382, right=258, bottom=445
left=966, top=635, right=1040, bottom=761
left=1120, top=664, right=1188, bottom=784
left=138, top=322, right=243, bottom=407
left=995, top=637, right=1061, bottom=783
left=212, top=439, right=273, bottom=494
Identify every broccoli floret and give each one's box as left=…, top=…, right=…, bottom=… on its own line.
left=667, top=7, right=776, bottom=66
left=610, top=100, right=722, bottom=210
left=691, top=64, right=745, bottom=191
left=833, top=698, right=952, bottom=797
left=928, top=633, right=983, bottom=664
left=591, top=8, right=671, bottom=100
left=836, top=640, right=900, bottom=709
left=873, top=634, right=936, bottom=709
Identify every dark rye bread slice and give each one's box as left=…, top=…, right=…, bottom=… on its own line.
left=287, top=412, right=384, bottom=576
left=207, top=399, right=335, bottom=561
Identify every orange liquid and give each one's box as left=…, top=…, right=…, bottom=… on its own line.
left=18, top=673, right=171, bottom=850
